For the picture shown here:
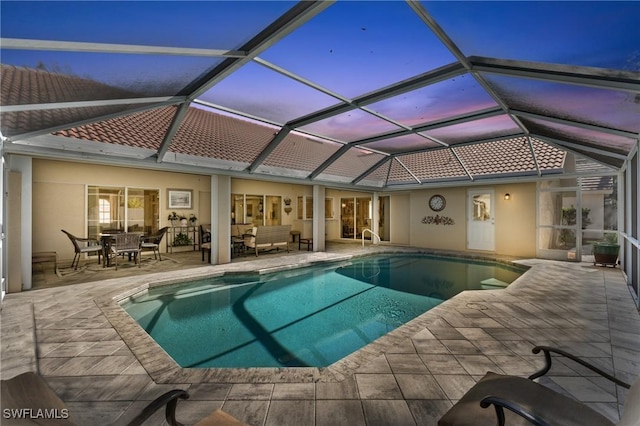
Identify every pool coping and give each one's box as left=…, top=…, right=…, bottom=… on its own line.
left=95, top=248, right=530, bottom=384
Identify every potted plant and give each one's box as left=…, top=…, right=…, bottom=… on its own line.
left=168, top=211, right=179, bottom=226
left=593, top=232, right=620, bottom=267
left=179, top=214, right=188, bottom=226
left=189, top=214, right=197, bottom=226
left=172, top=232, right=193, bottom=247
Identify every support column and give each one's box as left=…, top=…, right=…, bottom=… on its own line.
left=7, top=171, right=21, bottom=293
left=312, top=185, right=325, bottom=252
left=372, top=192, right=379, bottom=242
left=211, top=175, right=231, bottom=265
left=7, top=155, right=32, bottom=291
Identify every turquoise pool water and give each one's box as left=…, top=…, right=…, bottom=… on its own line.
left=122, top=254, right=523, bottom=368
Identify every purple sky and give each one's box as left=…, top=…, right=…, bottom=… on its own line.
left=2, top=1, right=638, bottom=151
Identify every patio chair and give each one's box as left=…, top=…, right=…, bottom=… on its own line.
left=141, top=226, right=168, bottom=260
left=110, top=233, right=142, bottom=270
left=1, top=371, right=247, bottom=425
left=200, top=224, right=211, bottom=262
left=438, top=346, right=639, bottom=426
left=61, top=229, right=102, bottom=270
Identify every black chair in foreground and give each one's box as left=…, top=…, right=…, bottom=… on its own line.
left=141, top=226, right=169, bottom=260
left=61, top=229, right=102, bottom=270
left=1, top=371, right=247, bottom=425
left=438, top=346, right=639, bottom=426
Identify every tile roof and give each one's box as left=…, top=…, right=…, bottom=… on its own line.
left=1, top=64, right=144, bottom=137
left=1, top=64, right=138, bottom=105
left=455, top=137, right=565, bottom=178
left=54, top=106, right=173, bottom=150
left=4, top=64, right=568, bottom=185
left=171, top=108, right=275, bottom=164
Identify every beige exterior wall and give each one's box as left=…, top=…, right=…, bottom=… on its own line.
left=32, top=159, right=538, bottom=264
left=409, top=187, right=467, bottom=251
left=390, top=193, right=411, bottom=245
left=494, top=183, right=537, bottom=257
left=407, top=183, right=537, bottom=257
left=231, top=178, right=314, bottom=237
left=33, top=159, right=211, bottom=263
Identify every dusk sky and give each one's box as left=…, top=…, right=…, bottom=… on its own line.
left=1, top=1, right=638, bottom=151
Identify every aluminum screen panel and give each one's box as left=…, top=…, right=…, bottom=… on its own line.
left=317, top=148, right=386, bottom=183
left=261, top=133, right=342, bottom=173
left=393, top=149, right=468, bottom=183
left=423, top=115, right=521, bottom=145
left=52, top=106, right=176, bottom=150
left=299, top=109, right=402, bottom=143
left=1, top=1, right=637, bottom=188
left=3, top=103, right=164, bottom=139
left=522, top=117, right=636, bottom=155
left=170, top=106, right=277, bottom=164
left=1, top=1, right=294, bottom=50
left=367, top=74, right=498, bottom=128
left=423, top=1, right=640, bottom=69
left=260, top=1, right=456, bottom=99
left=483, top=74, right=640, bottom=134
left=357, top=159, right=391, bottom=188
left=1, top=51, right=218, bottom=99
left=362, top=134, right=442, bottom=154
left=199, top=61, right=339, bottom=125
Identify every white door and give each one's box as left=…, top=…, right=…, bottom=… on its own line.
left=468, top=189, right=495, bottom=251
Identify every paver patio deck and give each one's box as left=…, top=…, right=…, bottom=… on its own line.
left=2, top=244, right=639, bottom=425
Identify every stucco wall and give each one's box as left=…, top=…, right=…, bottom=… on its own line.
left=407, top=183, right=537, bottom=257
left=231, top=178, right=314, bottom=237
left=33, top=159, right=538, bottom=264
left=390, top=193, right=410, bottom=245
left=410, top=188, right=467, bottom=251
left=33, top=159, right=211, bottom=263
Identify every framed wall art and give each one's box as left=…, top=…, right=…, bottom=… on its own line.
left=167, top=189, right=192, bottom=209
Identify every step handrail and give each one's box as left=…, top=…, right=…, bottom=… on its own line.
left=362, top=228, right=381, bottom=247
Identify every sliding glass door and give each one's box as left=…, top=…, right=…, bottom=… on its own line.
left=88, top=186, right=159, bottom=239
left=340, top=196, right=372, bottom=239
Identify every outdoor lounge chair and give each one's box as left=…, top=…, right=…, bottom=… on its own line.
left=61, top=229, right=102, bottom=270
left=141, top=226, right=168, bottom=260
left=438, top=346, right=639, bottom=426
left=1, top=371, right=247, bottom=425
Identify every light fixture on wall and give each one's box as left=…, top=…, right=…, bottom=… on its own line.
left=504, top=193, right=511, bottom=200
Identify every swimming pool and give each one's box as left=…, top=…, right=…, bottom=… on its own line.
left=122, top=254, right=524, bottom=368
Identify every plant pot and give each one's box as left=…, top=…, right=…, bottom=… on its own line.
left=180, top=218, right=188, bottom=226
left=593, top=243, right=619, bottom=267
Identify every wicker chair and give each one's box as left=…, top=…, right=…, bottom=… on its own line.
left=141, top=226, right=168, bottom=260
left=110, top=233, right=142, bottom=270
left=60, top=229, right=102, bottom=270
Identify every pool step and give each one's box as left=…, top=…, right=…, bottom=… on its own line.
left=480, top=278, right=510, bottom=289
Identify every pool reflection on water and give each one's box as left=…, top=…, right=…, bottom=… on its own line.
left=122, top=254, right=524, bottom=368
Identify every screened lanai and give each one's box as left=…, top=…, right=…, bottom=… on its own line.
left=0, top=1, right=639, bottom=302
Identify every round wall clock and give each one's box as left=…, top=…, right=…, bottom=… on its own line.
left=429, top=194, right=446, bottom=212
